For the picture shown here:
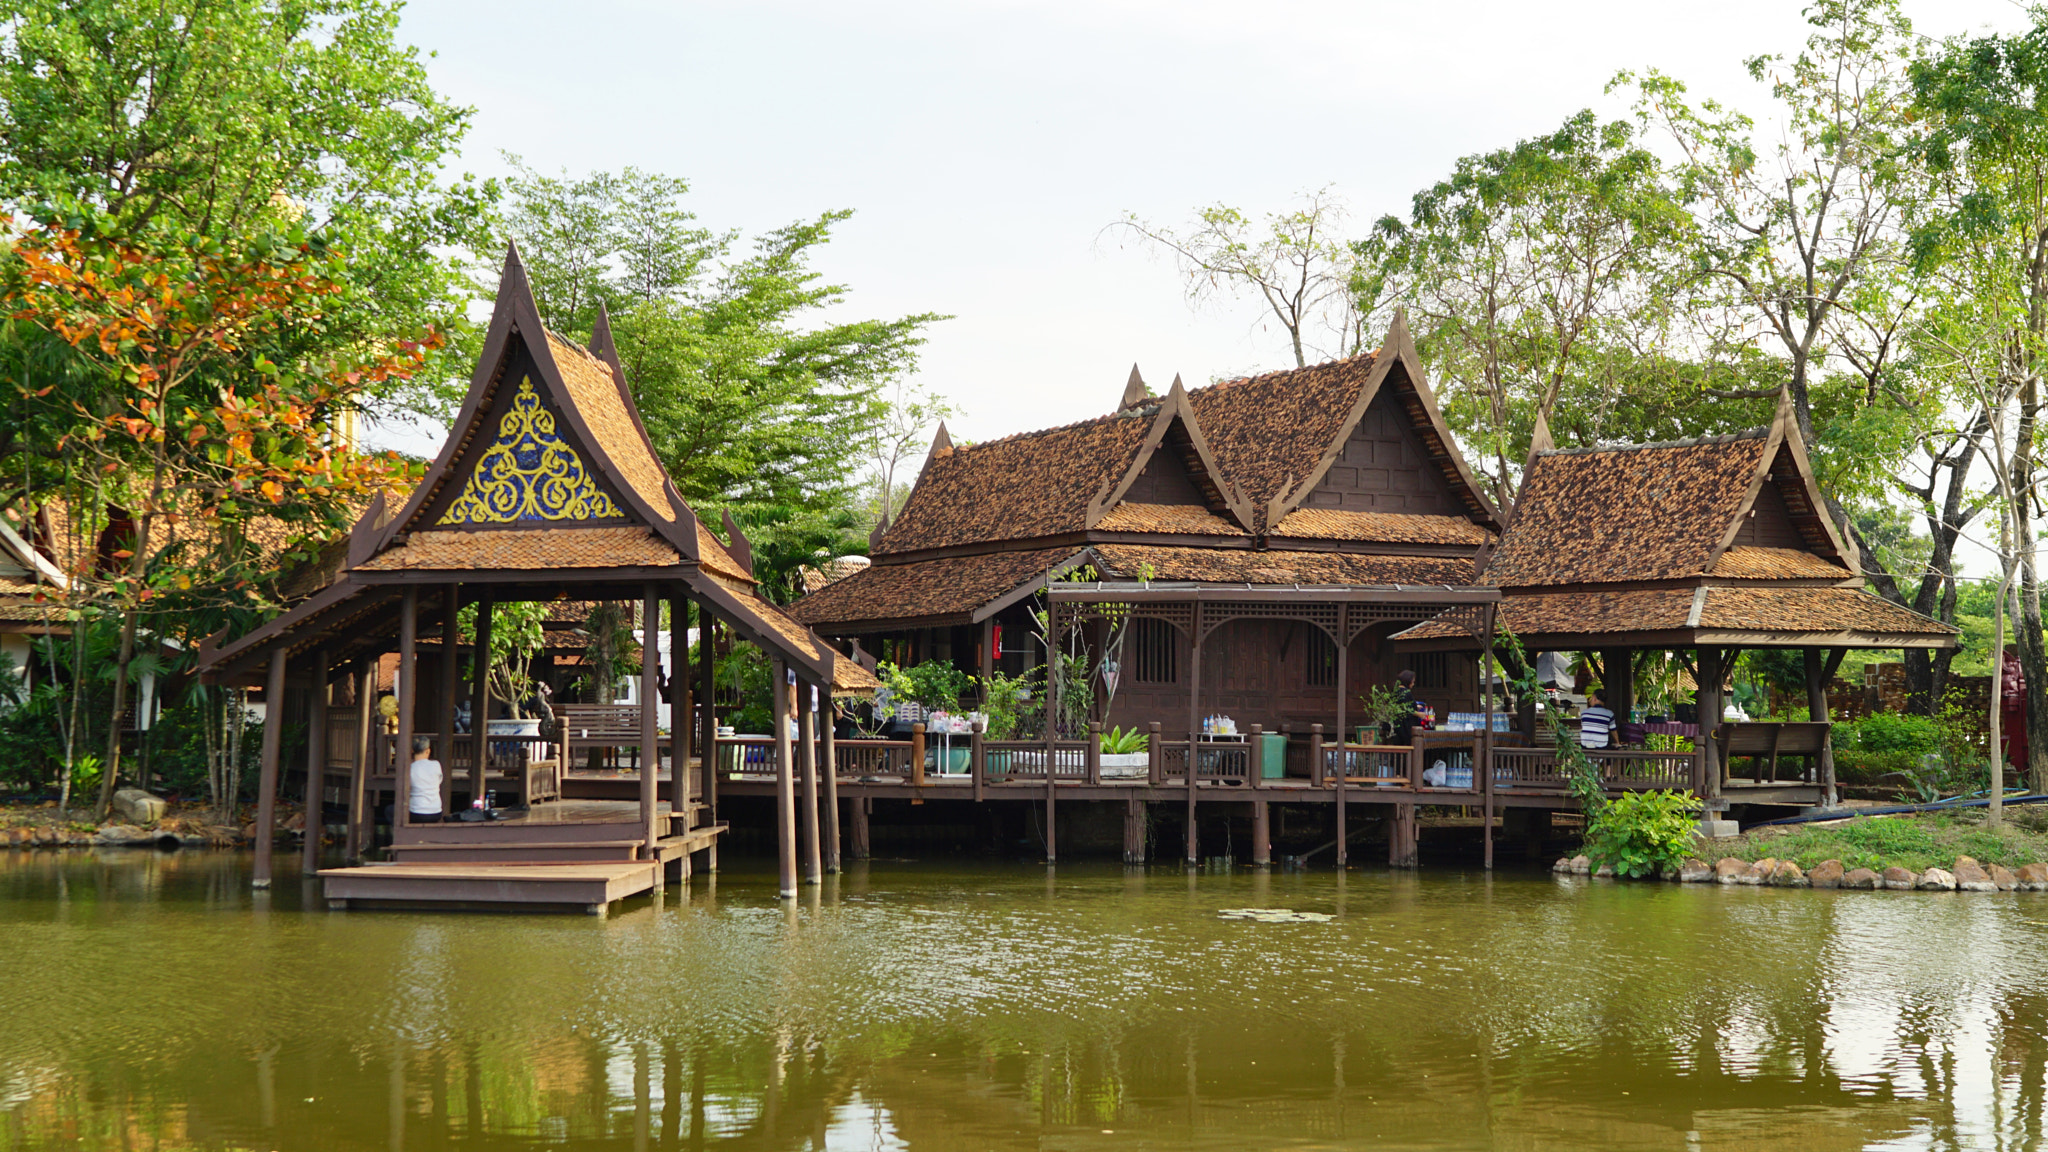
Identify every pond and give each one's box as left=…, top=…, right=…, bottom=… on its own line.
left=0, top=847, right=2040, bottom=1150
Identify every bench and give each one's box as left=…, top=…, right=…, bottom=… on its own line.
left=557, top=704, right=650, bottom=772
left=1715, top=721, right=1830, bottom=786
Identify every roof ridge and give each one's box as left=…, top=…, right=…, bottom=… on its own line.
left=941, top=403, right=1160, bottom=454
left=1538, top=427, right=1769, bottom=457
left=1189, top=350, right=1377, bottom=394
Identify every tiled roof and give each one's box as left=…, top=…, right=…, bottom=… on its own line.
left=1710, top=545, right=1853, bottom=580
left=800, top=556, right=870, bottom=594
left=1091, top=544, right=1474, bottom=587
left=831, top=652, right=880, bottom=695
left=1094, top=502, right=1248, bottom=536
left=1267, top=508, right=1494, bottom=547
left=694, top=521, right=753, bottom=584
left=357, top=527, right=680, bottom=571
left=1699, top=587, right=1955, bottom=635
left=880, top=414, right=1152, bottom=552
left=1187, top=356, right=1377, bottom=526
left=1397, top=585, right=1954, bottom=642
left=544, top=331, right=674, bottom=519
left=1486, top=434, right=1772, bottom=587
left=789, top=547, right=1081, bottom=627
left=729, top=588, right=821, bottom=661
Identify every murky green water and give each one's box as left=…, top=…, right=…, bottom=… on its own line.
left=1, top=849, right=2045, bottom=1150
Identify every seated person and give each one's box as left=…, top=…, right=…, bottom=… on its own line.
left=408, top=736, right=444, bottom=824
left=1578, top=690, right=1616, bottom=750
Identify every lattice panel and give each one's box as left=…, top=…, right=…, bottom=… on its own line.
left=1346, top=602, right=1489, bottom=642
left=1052, top=600, right=1195, bottom=637
left=1198, top=601, right=1341, bottom=644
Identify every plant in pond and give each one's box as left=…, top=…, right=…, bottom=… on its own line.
left=1100, top=725, right=1149, bottom=755
left=1582, top=789, right=1703, bottom=878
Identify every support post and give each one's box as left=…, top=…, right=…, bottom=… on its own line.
left=1086, top=721, right=1102, bottom=785
left=1248, top=723, right=1263, bottom=790
left=1391, top=802, right=1418, bottom=868
left=698, top=606, right=718, bottom=838
left=1186, top=613, right=1203, bottom=866
left=670, top=591, right=689, bottom=823
left=849, top=795, right=871, bottom=860
left=1309, top=724, right=1324, bottom=790
left=1482, top=605, right=1497, bottom=871
left=1124, top=798, right=1146, bottom=864
left=1147, top=722, right=1162, bottom=785
left=772, top=656, right=796, bottom=898
left=825, top=702, right=843, bottom=872
left=971, top=717, right=985, bottom=803
left=1805, top=647, right=1837, bottom=807
left=1334, top=628, right=1348, bottom=868
left=252, top=646, right=289, bottom=888
left=396, top=588, right=418, bottom=831
left=1599, top=648, right=1634, bottom=721
left=469, top=594, right=493, bottom=809
left=302, top=649, right=331, bottom=876
left=911, top=723, right=927, bottom=787
left=441, top=587, right=460, bottom=813
left=347, top=659, right=373, bottom=862
left=1252, top=799, right=1271, bottom=866
left=1698, top=647, right=1724, bottom=800
left=799, top=682, right=821, bottom=884
left=1045, top=602, right=1059, bottom=863
left=640, top=585, right=661, bottom=859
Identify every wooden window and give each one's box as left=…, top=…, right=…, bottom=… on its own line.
left=1415, top=651, right=1449, bottom=690
left=1132, top=618, right=1177, bottom=684
left=1306, top=628, right=1337, bottom=687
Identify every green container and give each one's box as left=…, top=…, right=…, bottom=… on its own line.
left=1255, top=732, right=1288, bottom=779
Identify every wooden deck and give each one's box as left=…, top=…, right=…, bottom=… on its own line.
left=319, top=861, right=660, bottom=916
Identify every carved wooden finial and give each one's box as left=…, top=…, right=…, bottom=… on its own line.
left=926, top=421, right=953, bottom=464
left=587, top=301, right=625, bottom=383
left=720, top=508, right=754, bottom=575
left=1771, top=379, right=1796, bottom=434
left=1527, top=407, right=1555, bottom=457
left=1121, top=364, right=1149, bottom=409
left=501, top=240, right=529, bottom=296
left=1167, top=373, right=1186, bottom=398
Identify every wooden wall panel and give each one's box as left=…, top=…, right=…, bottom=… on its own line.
left=1300, top=390, right=1459, bottom=515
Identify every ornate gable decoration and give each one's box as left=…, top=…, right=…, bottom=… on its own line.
left=438, top=377, right=624, bottom=525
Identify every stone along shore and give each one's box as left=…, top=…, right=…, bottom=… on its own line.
left=1556, top=854, right=2048, bottom=891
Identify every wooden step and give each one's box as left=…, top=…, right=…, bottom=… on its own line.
left=393, top=840, right=643, bottom=864
left=321, top=861, right=657, bottom=914
left=651, top=823, right=726, bottom=863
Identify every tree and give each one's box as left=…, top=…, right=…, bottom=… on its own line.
left=1356, top=110, right=1694, bottom=505
left=3, top=213, right=434, bottom=815
left=867, top=377, right=958, bottom=527
left=1108, top=186, right=1361, bottom=369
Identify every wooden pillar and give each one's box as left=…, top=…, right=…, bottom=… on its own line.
left=1044, top=603, right=1058, bottom=865
left=347, top=659, right=373, bottom=862
left=772, top=656, right=797, bottom=898
left=1186, top=611, right=1202, bottom=866
left=1335, top=626, right=1349, bottom=868
left=1698, top=647, right=1724, bottom=801
left=698, top=606, right=718, bottom=834
left=849, top=795, right=871, bottom=861
left=670, top=592, right=689, bottom=822
left=799, top=682, right=822, bottom=884
left=1124, top=798, right=1146, bottom=864
left=1482, top=606, right=1497, bottom=871
left=252, top=646, right=289, bottom=888
left=1805, top=647, right=1837, bottom=807
left=1599, top=648, right=1634, bottom=720
left=302, top=649, right=331, bottom=876
left=1252, top=799, right=1271, bottom=866
left=824, top=703, right=842, bottom=873
left=396, top=588, right=418, bottom=831
left=468, top=594, right=492, bottom=810
left=440, top=586, right=460, bottom=813
left=640, top=585, right=662, bottom=858
left=1390, top=802, right=1418, bottom=868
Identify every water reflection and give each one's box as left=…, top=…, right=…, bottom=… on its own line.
left=3, top=848, right=2048, bottom=1148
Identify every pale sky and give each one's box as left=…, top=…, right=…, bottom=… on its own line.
left=384, top=0, right=2032, bottom=551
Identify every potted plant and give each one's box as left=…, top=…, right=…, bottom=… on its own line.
left=1099, top=725, right=1150, bottom=778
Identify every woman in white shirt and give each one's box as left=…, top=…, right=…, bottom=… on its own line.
left=408, top=736, right=444, bottom=824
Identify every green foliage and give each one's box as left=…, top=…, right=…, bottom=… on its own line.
left=1843, top=713, right=1941, bottom=754
left=459, top=600, right=549, bottom=718
left=974, top=670, right=1033, bottom=740
left=572, top=603, right=638, bottom=703
left=1100, top=725, right=1149, bottom=755
left=712, top=642, right=772, bottom=735
left=879, top=660, right=970, bottom=713
left=1359, top=684, right=1412, bottom=730
left=1736, top=810, right=2048, bottom=872
left=1583, top=789, right=1704, bottom=878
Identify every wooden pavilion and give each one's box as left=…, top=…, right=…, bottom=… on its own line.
left=197, top=247, right=874, bottom=911
left=1395, top=393, right=1958, bottom=822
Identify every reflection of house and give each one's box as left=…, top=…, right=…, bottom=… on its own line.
left=793, top=319, right=1503, bottom=738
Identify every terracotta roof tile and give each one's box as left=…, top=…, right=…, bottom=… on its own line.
left=800, top=556, right=871, bottom=594
left=1701, top=587, right=1956, bottom=636
left=1400, top=589, right=1697, bottom=641
left=1187, top=356, right=1376, bottom=526
left=1267, top=508, right=1493, bottom=547
left=1486, top=435, right=1771, bottom=586
left=1710, top=546, right=1853, bottom=580
left=358, top=527, right=680, bottom=571
left=544, top=331, right=674, bottom=519
left=1094, top=502, right=1248, bottom=536
left=880, top=415, right=1151, bottom=552
left=831, top=652, right=880, bottom=695
left=1091, top=544, right=1474, bottom=587
left=1397, top=586, right=1955, bottom=643
left=789, top=547, right=1082, bottom=627
left=694, top=521, right=753, bottom=584
left=729, top=589, right=820, bottom=661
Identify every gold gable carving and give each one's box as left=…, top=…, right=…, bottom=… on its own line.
left=439, top=377, right=625, bottom=525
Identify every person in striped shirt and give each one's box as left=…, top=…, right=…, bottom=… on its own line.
left=1578, top=690, right=1615, bottom=749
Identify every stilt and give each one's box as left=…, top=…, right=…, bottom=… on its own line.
left=823, top=705, right=841, bottom=872
left=799, top=683, right=821, bottom=885
left=347, top=660, right=373, bottom=862
left=1044, top=778, right=1057, bottom=864
left=1390, top=803, right=1418, bottom=868
left=252, top=646, right=289, bottom=889
left=772, top=656, right=796, bottom=899
left=849, top=796, right=871, bottom=860
left=640, top=586, right=662, bottom=875
left=302, top=649, right=330, bottom=876
left=669, top=591, right=689, bottom=822
left=440, top=586, right=461, bottom=814
left=395, top=587, right=418, bottom=835
left=1252, top=799, right=1270, bottom=866
left=1123, top=798, right=1146, bottom=864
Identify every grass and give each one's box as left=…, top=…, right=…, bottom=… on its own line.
left=1705, top=807, right=2048, bottom=873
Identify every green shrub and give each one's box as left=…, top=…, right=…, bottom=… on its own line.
left=1844, top=713, right=1939, bottom=754
left=880, top=660, right=970, bottom=712
left=1832, top=749, right=1920, bottom=786
left=1584, top=789, right=1703, bottom=878
left=1100, top=725, right=1149, bottom=755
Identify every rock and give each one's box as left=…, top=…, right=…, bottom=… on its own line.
left=1736, top=857, right=1776, bottom=885
left=1882, top=866, right=1918, bottom=890
left=1769, top=860, right=1808, bottom=887
left=1990, top=864, right=2019, bottom=891
left=1918, top=867, right=1958, bottom=891
left=1954, top=859, right=1996, bottom=893
left=1677, top=859, right=1713, bottom=883
left=93, top=824, right=150, bottom=845
left=110, top=788, right=165, bottom=825
left=1569, top=855, right=1591, bottom=875
left=1842, top=867, right=1881, bottom=890
left=1808, top=859, right=1846, bottom=889
left=2019, top=863, right=2048, bottom=891
left=1554, top=857, right=1572, bottom=873
left=1593, top=863, right=1615, bottom=878
left=1715, top=857, right=1749, bottom=884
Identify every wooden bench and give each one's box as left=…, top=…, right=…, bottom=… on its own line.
left=557, top=704, right=648, bottom=771
left=1715, top=721, right=1830, bottom=786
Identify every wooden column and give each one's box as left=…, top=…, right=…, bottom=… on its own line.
left=1123, top=797, right=1146, bottom=864
left=1044, top=603, right=1058, bottom=865
left=640, top=585, right=662, bottom=858
left=1805, top=647, right=1837, bottom=807
left=848, top=795, right=871, bottom=861
left=1698, top=647, right=1723, bottom=801
left=1252, top=799, right=1270, bottom=866
left=698, top=606, right=718, bottom=833
left=440, top=587, right=460, bottom=813
left=1599, top=648, right=1634, bottom=721
left=824, top=703, right=842, bottom=873
left=252, top=646, right=289, bottom=888
left=302, top=649, right=331, bottom=876
left=1482, top=605, right=1497, bottom=871
left=670, top=592, right=690, bottom=822
left=1390, top=802, right=1418, bottom=868
left=1334, top=626, right=1349, bottom=868
left=468, top=594, right=493, bottom=808
left=772, top=656, right=797, bottom=898
left=396, top=588, right=419, bottom=831
left=1186, top=615, right=1202, bottom=866
left=799, top=682, right=821, bottom=885
left=347, top=659, right=373, bottom=862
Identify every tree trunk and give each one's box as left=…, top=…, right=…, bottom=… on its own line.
left=2017, top=375, right=2048, bottom=792
left=95, top=607, right=139, bottom=819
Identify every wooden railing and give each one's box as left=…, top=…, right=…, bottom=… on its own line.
left=981, top=740, right=1087, bottom=781
left=833, top=739, right=917, bottom=779
left=1492, top=745, right=1703, bottom=793
left=1323, top=743, right=1413, bottom=787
